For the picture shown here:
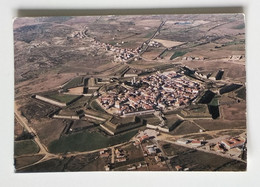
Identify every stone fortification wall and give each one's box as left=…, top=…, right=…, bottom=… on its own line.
left=35, top=95, right=66, bottom=107
left=53, top=115, right=80, bottom=120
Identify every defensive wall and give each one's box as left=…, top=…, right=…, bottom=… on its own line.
left=35, top=95, right=66, bottom=107
left=84, top=114, right=106, bottom=122
left=53, top=115, right=80, bottom=120
left=122, top=109, right=155, bottom=117
left=34, top=94, right=83, bottom=107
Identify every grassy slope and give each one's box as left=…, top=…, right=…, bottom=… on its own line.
left=46, top=93, right=79, bottom=103
left=48, top=130, right=138, bottom=153
left=170, top=51, right=187, bottom=60
left=14, top=140, right=40, bottom=156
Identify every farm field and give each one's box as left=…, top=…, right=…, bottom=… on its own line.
left=15, top=155, right=44, bottom=169
left=194, top=119, right=246, bottom=131
left=170, top=51, right=187, bottom=60
left=89, top=99, right=107, bottom=113
left=17, top=152, right=108, bottom=172
left=62, top=76, right=84, bottom=90
left=113, top=144, right=145, bottom=169
left=160, top=141, right=191, bottom=156
left=168, top=144, right=246, bottom=171
left=220, top=102, right=246, bottom=120
left=235, top=87, right=246, bottom=100
left=14, top=119, right=24, bottom=138
left=14, top=140, right=40, bottom=156
left=19, top=98, right=60, bottom=122
left=29, top=118, right=67, bottom=146
left=17, top=158, right=71, bottom=172
left=153, top=39, right=184, bottom=48
left=44, top=92, right=80, bottom=103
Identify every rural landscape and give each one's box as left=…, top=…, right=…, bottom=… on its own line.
left=14, top=14, right=246, bottom=172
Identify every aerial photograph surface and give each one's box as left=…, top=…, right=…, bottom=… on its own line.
left=13, top=14, right=246, bottom=172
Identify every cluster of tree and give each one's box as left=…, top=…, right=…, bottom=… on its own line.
left=15, top=131, right=34, bottom=141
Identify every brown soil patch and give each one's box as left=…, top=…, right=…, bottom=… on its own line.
left=153, top=39, right=184, bottom=48
left=67, top=86, right=84, bottom=95
left=15, top=73, right=76, bottom=97
left=221, top=102, right=246, bottom=120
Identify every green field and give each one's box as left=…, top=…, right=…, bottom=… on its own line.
left=17, top=158, right=70, bottom=172
left=209, top=96, right=219, bottom=106
left=170, top=147, right=246, bottom=171
left=48, top=129, right=138, bottom=153
left=15, top=155, right=44, bottom=169
left=65, top=96, right=90, bottom=110
left=170, top=51, right=187, bottom=60
left=170, top=121, right=200, bottom=135
left=159, top=49, right=170, bottom=58
left=233, top=23, right=245, bottom=30
left=215, top=160, right=247, bottom=171
left=145, top=32, right=154, bottom=38
left=162, top=143, right=246, bottom=171
left=14, top=140, right=40, bottom=156
left=45, top=93, right=80, bottom=103
left=62, top=76, right=84, bottom=90
left=223, top=40, right=245, bottom=47
left=17, top=153, right=102, bottom=172
left=89, top=99, right=106, bottom=113
left=155, top=63, right=179, bottom=71
left=182, top=133, right=214, bottom=140
left=235, top=87, right=246, bottom=100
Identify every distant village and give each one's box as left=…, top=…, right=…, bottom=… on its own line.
left=94, top=39, right=139, bottom=62
left=73, top=30, right=141, bottom=62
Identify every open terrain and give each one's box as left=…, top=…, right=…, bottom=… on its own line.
left=14, top=14, right=246, bottom=172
